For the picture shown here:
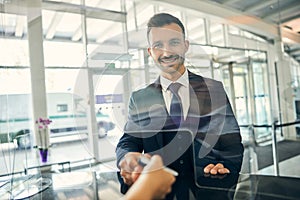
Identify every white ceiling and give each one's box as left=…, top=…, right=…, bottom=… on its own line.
left=0, top=0, right=299, bottom=63
left=208, top=0, right=300, bottom=63
left=158, top=0, right=300, bottom=62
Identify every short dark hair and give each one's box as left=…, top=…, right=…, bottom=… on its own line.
left=147, top=13, right=185, bottom=42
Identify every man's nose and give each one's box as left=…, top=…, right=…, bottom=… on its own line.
left=161, top=45, right=173, bottom=56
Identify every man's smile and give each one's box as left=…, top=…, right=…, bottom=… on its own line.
left=159, top=55, right=179, bottom=65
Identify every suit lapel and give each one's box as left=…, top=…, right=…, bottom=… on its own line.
left=187, top=71, right=202, bottom=116
left=181, top=71, right=205, bottom=133
left=150, top=79, right=166, bottom=148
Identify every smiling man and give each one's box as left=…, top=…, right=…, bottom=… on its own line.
left=116, top=13, right=244, bottom=198
left=147, top=23, right=188, bottom=81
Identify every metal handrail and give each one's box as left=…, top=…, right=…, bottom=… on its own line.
left=239, top=119, right=300, bottom=176
left=239, top=119, right=300, bottom=129
left=274, top=119, right=300, bottom=128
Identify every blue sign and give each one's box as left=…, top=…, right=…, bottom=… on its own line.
left=96, top=94, right=123, bottom=104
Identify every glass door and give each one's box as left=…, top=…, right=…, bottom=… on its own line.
left=220, top=62, right=252, bottom=144
left=91, top=68, right=130, bottom=168
left=217, top=58, right=271, bottom=144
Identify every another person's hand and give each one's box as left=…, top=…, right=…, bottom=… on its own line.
left=124, top=155, right=176, bottom=200
left=119, top=152, right=150, bottom=185
left=203, top=163, right=230, bottom=175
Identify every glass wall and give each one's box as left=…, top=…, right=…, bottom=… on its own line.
left=0, top=10, right=34, bottom=176
left=0, top=0, right=129, bottom=175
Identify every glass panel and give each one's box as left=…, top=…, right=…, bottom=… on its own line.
left=85, top=0, right=122, bottom=12
left=44, top=68, right=94, bottom=162
left=93, top=73, right=125, bottom=160
left=292, top=60, right=300, bottom=139
left=126, top=2, right=154, bottom=33
left=227, top=59, right=271, bottom=144
left=157, top=7, right=181, bottom=18
left=84, top=11, right=129, bottom=166
left=242, top=30, right=267, bottom=43
left=252, top=61, right=271, bottom=141
left=210, top=21, right=224, bottom=46
left=187, top=16, right=205, bottom=44
left=228, top=25, right=240, bottom=36
left=0, top=69, right=33, bottom=176
left=127, top=5, right=152, bottom=32
left=1, top=7, right=50, bottom=198
left=87, top=18, right=123, bottom=44
left=0, top=10, right=34, bottom=178
left=0, top=38, right=29, bottom=67
left=44, top=41, right=85, bottom=67
left=233, top=66, right=250, bottom=126
left=0, top=13, right=29, bottom=67
left=42, top=11, right=85, bottom=67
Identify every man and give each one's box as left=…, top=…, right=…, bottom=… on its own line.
left=116, top=13, right=244, bottom=194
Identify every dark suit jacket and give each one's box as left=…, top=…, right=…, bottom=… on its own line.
left=116, top=71, right=244, bottom=185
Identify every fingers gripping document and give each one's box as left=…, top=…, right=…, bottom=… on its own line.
left=138, top=156, right=179, bottom=176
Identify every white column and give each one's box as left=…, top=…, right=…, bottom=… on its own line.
left=27, top=0, right=49, bottom=147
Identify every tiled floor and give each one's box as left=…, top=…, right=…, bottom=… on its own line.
left=257, top=154, right=300, bottom=178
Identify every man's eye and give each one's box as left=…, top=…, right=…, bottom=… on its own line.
left=153, top=43, right=163, bottom=49
left=170, top=40, right=180, bottom=46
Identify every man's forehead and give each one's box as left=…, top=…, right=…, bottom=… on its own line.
left=149, top=25, right=184, bottom=41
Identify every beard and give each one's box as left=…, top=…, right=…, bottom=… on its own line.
left=156, top=54, right=185, bottom=74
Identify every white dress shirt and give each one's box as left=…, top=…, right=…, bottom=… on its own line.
left=160, top=69, right=190, bottom=120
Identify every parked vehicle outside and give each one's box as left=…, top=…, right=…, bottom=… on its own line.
left=0, top=93, right=115, bottom=149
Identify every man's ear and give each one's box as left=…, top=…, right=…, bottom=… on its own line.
left=147, top=47, right=152, bottom=56
left=184, top=40, right=190, bottom=53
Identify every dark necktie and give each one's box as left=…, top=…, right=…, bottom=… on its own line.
left=169, top=82, right=183, bottom=128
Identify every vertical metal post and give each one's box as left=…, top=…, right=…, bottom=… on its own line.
left=210, top=60, right=214, bottom=79
left=247, top=58, right=257, bottom=125
left=81, top=0, right=100, bottom=161
left=222, top=24, right=229, bottom=47
left=121, top=0, right=129, bottom=53
left=271, top=121, right=280, bottom=176
left=203, top=18, right=211, bottom=45
left=228, top=62, right=236, bottom=114
left=144, top=49, right=150, bottom=85
left=249, top=125, right=258, bottom=174
left=274, top=62, right=283, bottom=136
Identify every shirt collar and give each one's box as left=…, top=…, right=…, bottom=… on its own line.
left=160, top=69, right=189, bottom=92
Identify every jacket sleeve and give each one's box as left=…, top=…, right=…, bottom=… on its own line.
left=115, top=92, right=144, bottom=167
left=194, top=80, right=244, bottom=173
left=194, top=79, right=244, bottom=173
